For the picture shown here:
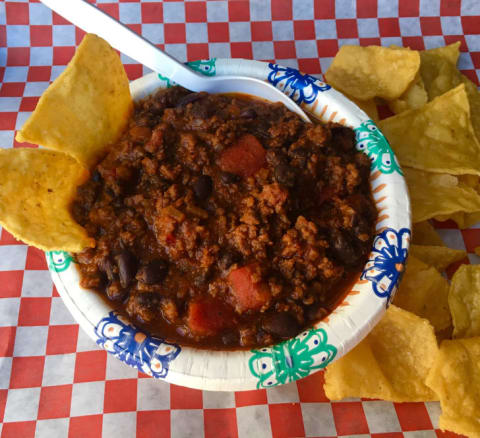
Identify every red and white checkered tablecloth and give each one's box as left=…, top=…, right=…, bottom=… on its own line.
left=1, top=1, right=480, bottom=437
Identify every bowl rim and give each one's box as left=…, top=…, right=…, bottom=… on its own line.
left=46, top=57, right=411, bottom=391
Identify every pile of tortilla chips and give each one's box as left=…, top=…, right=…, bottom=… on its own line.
left=325, top=43, right=480, bottom=437
left=0, top=33, right=132, bottom=252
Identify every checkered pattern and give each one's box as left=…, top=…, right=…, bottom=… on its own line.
left=1, top=0, right=479, bottom=436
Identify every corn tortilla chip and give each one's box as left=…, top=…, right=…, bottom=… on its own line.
left=324, top=305, right=438, bottom=402
left=435, top=211, right=480, bottom=229
left=387, top=73, right=428, bottom=114
left=404, top=168, right=480, bottom=223
left=410, top=244, right=466, bottom=271
left=412, top=221, right=445, bottom=246
left=426, top=337, right=480, bottom=437
left=347, top=95, right=379, bottom=123
left=0, top=149, right=94, bottom=252
left=449, top=265, right=480, bottom=338
left=475, top=247, right=480, bottom=257
left=325, top=45, right=420, bottom=100
left=16, top=34, right=132, bottom=168
left=380, top=85, right=480, bottom=175
left=393, top=255, right=451, bottom=332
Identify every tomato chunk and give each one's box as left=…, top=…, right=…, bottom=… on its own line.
left=218, top=134, right=266, bottom=177
left=186, top=297, right=234, bottom=336
left=228, top=263, right=271, bottom=312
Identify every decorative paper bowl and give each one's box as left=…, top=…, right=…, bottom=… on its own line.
left=46, top=59, right=411, bottom=391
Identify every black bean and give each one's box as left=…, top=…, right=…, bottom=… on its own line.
left=106, top=281, right=127, bottom=301
left=193, top=175, right=213, bottom=200
left=137, top=259, right=168, bottom=285
left=220, top=172, right=239, bottom=184
left=92, top=170, right=101, bottom=182
left=274, top=163, right=296, bottom=187
left=261, top=312, right=300, bottom=339
left=331, top=126, right=356, bottom=152
left=306, top=304, right=328, bottom=322
left=222, top=331, right=239, bottom=346
left=239, top=108, right=257, bottom=119
left=176, top=92, right=205, bottom=108
left=136, top=291, right=159, bottom=308
left=99, top=257, right=116, bottom=282
left=115, top=249, right=137, bottom=288
left=330, top=230, right=360, bottom=267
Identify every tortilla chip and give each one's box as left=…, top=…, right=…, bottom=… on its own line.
left=347, top=95, right=379, bottom=123
left=380, top=85, right=480, bottom=175
left=387, top=73, right=428, bottom=114
left=393, top=255, right=451, bottom=332
left=410, top=244, right=466, bottom=271
left=324, top=305, right=438, bottom=402
left=404, top=168, right=480, bottom=223
left=412, top=221, right=445, bottom=246
left=0, top=149, right=94, bottom=252
left=16, top=34, right=132, bottom=168
left=325, top=45, right=420, bottom=100
left=425, top=337, right=480, bottom=437
left=435, top=211, right=480, bottom=229
left=448, top=265, right=480, bottom=338
left=475, top=247, right=480, bottom=257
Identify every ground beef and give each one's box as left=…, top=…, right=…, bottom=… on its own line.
left=72, top=86, right=377, bottom=349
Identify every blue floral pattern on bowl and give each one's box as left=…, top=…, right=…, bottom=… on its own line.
left=267, top=63, right=331, bottom=105
left=361, top=228, right=411, bottom=302
left=94, top=311, right=180, bottom=378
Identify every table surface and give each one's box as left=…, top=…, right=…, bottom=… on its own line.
left=1, top=1, right=480, bottom=437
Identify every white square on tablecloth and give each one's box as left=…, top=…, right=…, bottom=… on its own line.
left=29, top=3, right=52, bottom=25
left=295, top=40, right=318, bottom=58
left=380, top=36, right=403, bottom=46
left=335, top=0, right=356, bottom=19
left=236, top=405, right=272, bottom=438
left=165, top=44, right=187, bottom=63
left=404, top=431, right=437, bottom=438
left=13, top=326, right=48, bottom=357
left=425, top=401, right=442, bottom=429
left=266, top=380, right=300, bottom=404
left=22, top=271, right=53, bottom=298
left=229, top=22, right=252, bottom=42
left=459, top=52, right=474, bottom=70
left=0, top=298, right=20, bottom=327
left=142, top=24, right=165, bottom=45
left=49, top=297, right=76, bottom=325
left=250, top=1, right=271, bottom=21
left=15, top=111, right=32, bottom=130
left=399, top=17, right=421, bottom=37
left=378, top=0, right=398, bottom=17
left=440, top=16, right=463, bottom=36
left=171, top=409, right=205, bottom=438
left=276, top=59, right=299, bottom=69
left=362, top=400, right=401, bottom=433
left=202, top=390, right=235, bottom=409
left=339, top=38, right=360, bottom=47
left=466, top=35, right=480, bottom=51
left=207, top=1, right=228, bottom=23
left=293, top=0, right=314, bottom=20
left=42, top=353, right=75, bottom=386
left=462, top=0, right=480, bottom=15
left=0, top=131, right=15, bottom=149
left=252, top=41, right=275, bottom=60
left=163, top=1, right=186, bottom=23
left=423, top=35, right=447, bottom=49
left=24, top=81, right=50, bottom=97
left=106, top=353, right=139, bottom=380
left=0, top=3, right=6, bottom=25
left=35, top=418, right=69, bottom=438
left=469, top=253, right=480, bottom=264
left=301, top=402, right=336, bottom=437
left=3, top=66, right=28, bottom=83
left=3, top=387, right=41, bottom=422
left=0, top=97, right=21, bottom=112
left=0, top=357, right=12, bottom=390
left=52, top=25, right=75, bottom=47
left=272, top=21, right=294, bottom=41
left=314, top=19, right=337, bottom=39
left=319, top=57, right=334, bottom=73
left=120, top=53, right=138, bottom=65
left=186, top=23, right=208, bottom=43
left=420, top=0, right=440, bottom=17
left=357, top=18, right=380, bottom=38
left=436, top=229, right=466, bottom=250
left=6, top=26, right=30, bottom=48
left=30, top=47, right=53, bottom=66
left=119, top=3, right=141, bottom=24
left=137, top=378, right=170, bottom=411
left=103, top=412, right=137, bottom=437
left=76, top=326, right=99, bottom=352
left=209, top=43, right=231, bottom=58
left=70, top=381, right=105, bottom=417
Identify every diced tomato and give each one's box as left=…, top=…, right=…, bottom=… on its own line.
left=218, top=134, right=266, bottom=177
left=227, top=263, right=271, bottom=312
left=186, top=297, right=234, bottom=336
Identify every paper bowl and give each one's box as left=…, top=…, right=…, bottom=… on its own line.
left=46, top=58, right=411, bottom=391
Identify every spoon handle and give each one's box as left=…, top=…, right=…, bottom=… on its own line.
left=40, top=0, right=202, bottom=86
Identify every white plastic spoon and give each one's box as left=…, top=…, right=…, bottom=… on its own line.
left=40, top=0, right=310, bottom=122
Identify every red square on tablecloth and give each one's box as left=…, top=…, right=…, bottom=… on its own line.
left=141, top=3, right=163, bottom=24
left=5, top=3, right=29, bottom=25
left=0, top=271, right=23, bottom=298
left=274, top=41, right=296, bottom=59
left=271, top=0, right=292, bottom=21
left=230, top=42, right=253, bottom=59
left=10, top=356, right=45, bottom=389
left=1, top=421, right=36, bottom=438
left=186, top=2, right=207, bottom=23
left=204, top=409, right=238, bottom=438
left=74, top=350, right=107, bottom=383
left=0, top=113, right=17, bottom=131
left=104, top=379, right=137, bottom=413
left=394, top=402, right=432, bottom=431
left=6, top=48, right=30, bottom=67
left=19, top=97, right=39, bottom=112
left=337, top=19, right=358, bottom=39
left=379, top=18, right=401, bottom=37
left=356, top=0, right=378, bottom=18
left=331, top=402, right=369, bottom=436
left=68, top=415, right=103, bottom=438
left=294, top=20, right=315, bottom=40
left=297, top=370, right=329, bottom=402
left=461, top=229, right=480, bottom=253
left=75, top=28, right=86, bottom=45
left=27, top=66, right=51, bottom=82
left=25, top=246, right=49, bottom=270
left=30, top=25, right=53, bottom=47
left=53, top=46, right=75, bottom=66
left=402, top=36, right=425, bottom=50
left=360, top=37, right=382, bottom=46
left=38, top=384, right=73, bottom=419
left=18, top=297, right=51, bottom=326
left=170, top=384, right=203, bottom=410
left=251, top=22, right=273, bottom=41
left=269, top=403, right=305, bottom=438
left=317, top=39, right=339, bottom=57
left=208, top=23, right=229, bottom=43
left=371, top=434, right=404, bottom=438
left=0, top=82, right=26, bottom=97
left=164, top=23, right=186, bottom=44
left=444, top=35, right=467, bottom=51
left=298, top=58, right=321, bottom=74
left=420, top=17, right=442, bottom=36
left=440, top=0, right=461, bottom=16
left=229, top=1, right=250, bottom=22
left=461, top=16, right=480, bottom=35
left=97, top=3, right=119, bottom=20
left=124, top=64, right=143, bottom=81
left=399, top=1, right=419, bottom=17
left=0, top=389, right=7, bottom=423
left=0, top=26, right=6, bottom=48
left=46, top=325, right=79, bottom=355
left=137, top=411, right=170, bottom=438
left=52, top=11, right=70, bottom=25
left=187, top=44, right=209, bottom=62
left=234, top=389, right=267, bottom=407
left=0, top=229, right=20, bottom=245
left=314, top=0, right=335, bottom=19
left=0, top=327, right=16, bottom=357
